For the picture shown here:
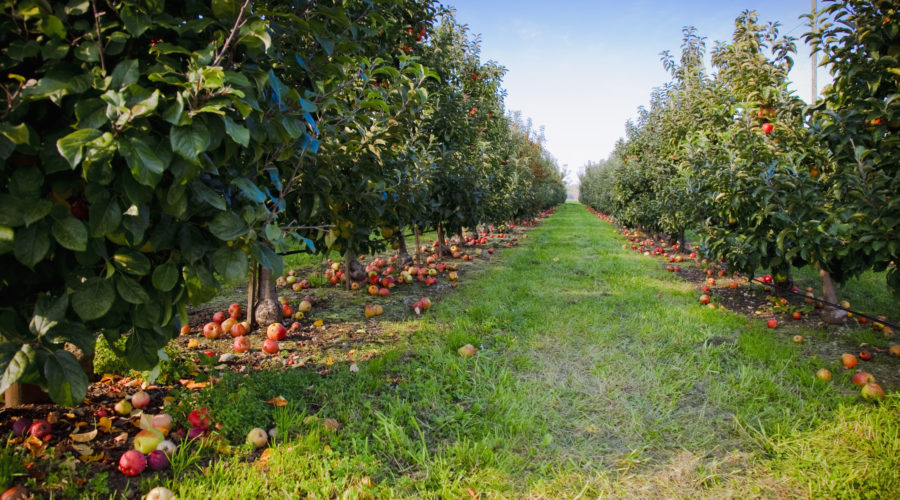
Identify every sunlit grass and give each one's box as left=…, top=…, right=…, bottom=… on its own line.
left=157, top=203, right=897, bottom=499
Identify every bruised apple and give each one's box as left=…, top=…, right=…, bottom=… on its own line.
left=246, top=427, right=268, bottom=448
left=233, top=336, right=251, bottom=353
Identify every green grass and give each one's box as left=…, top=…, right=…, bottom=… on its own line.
left=148, top=203, right=898, bottom=499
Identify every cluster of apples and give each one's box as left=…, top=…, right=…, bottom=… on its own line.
left=275, top=269, right=312, bottom=291
left=193, top=303, right=248, bottom=340
left=278, top=295, right=312, bottom=320
left=114, top=392, right=180, bottom=477
left=815, top=353, right=886, bottom=401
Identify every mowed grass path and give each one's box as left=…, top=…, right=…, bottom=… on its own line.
left=171, top=202, right=898, bottom=499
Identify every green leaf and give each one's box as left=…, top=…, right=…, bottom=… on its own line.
left=170, top=123, right=210, bottom=163
left=0, top=343, right=36, bottom=395
left=184, top=265, right=219, bottom=305
left=125, top=326, right=169, bottom=370
left=251, top=244, right=282, bottom=278
left=39, top=15, right=66, bottom=39
left=72, top=277, right=115, bottom=321
left=212, top=0, right=242, bottom=20
left=110, top=59, right=139, bottom=89
left=113, top=249, right=151, bottom=276
left=44, top=322, right=94, bottom=356
left=57, top=129, right=102, bottom=168
left=22, top=199, right=52, bottom=226
left=120, top=6, right=150, bottom=37
left=208, top=211, right=249, bottom=241
left=116, top=274, right=150, bottom=304
left=151, top=261, right=179, bottom=291
left=161, top=92, right=185, bottom=125
left=212, top=247, right=248, bottom=283
left=44, top=350, right=88, bottom=407
left=0, top=225, right=12, bottom=254
left=51, top=217, right=88, bottom=251
left=89, top=198, right=122, bottom=237
left=14, top=224, right=50, bottom=267
left=75, top=99, right=109, bottom=129
left=190, top=181, right=226, bottom=210
left=29, top=294, right=68, bottom=337
left=118, top=136, right=166, bottom=187
left=223, top=115, right=250, bottom=147
left=232, top=177, right=265, bottom=203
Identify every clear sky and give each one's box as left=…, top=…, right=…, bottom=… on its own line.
left=445, top=0, right=825, bottom=183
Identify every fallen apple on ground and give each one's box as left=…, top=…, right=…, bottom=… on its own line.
left=851, top=371, right=875, bottom=387
left=247, top=427, right=268, bottom=448
left=131, top=390, right=150, bottom=409
left=815, top=368, right=831, bottom=381
left=145, top=487, right=175, bottom=500
left=134, top=428, right=164, bottom=454
left=118, top=449, right=146, bottom=476
left=458, top=344, right=477, bottom=357
left=861, top=382, right=885, bottom=401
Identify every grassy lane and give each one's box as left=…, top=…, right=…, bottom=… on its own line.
left=169, top=202, right=898, bottom=499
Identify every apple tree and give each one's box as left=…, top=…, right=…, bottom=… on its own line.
left=0, top=0, right=303, bottom=406
left=806, top=0, right=900, bottom=296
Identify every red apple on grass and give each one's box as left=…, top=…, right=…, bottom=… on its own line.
left=266, top=323, right=287, bottom=341
left=233, top=336, right=251, bottom=353
left=861, top=382, right=885, bottom=401
left=852, top=371, right=875, bottom=387
left=262, top=339, right=279, bottom=354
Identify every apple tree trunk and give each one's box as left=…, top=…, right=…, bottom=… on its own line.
left=818, top=264, right=847, bottom=324
left=436, top=222, right=450, bottom=256
left=255, top=265, right=282, bottom=327
left=396, top=231, right=413, bottom=269
left=414, top=225, right=423, bottom=266
left=344, top=250, right=367, bottom=289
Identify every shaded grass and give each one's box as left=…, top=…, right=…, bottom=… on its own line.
left=154, top=203, right=897, bottom=499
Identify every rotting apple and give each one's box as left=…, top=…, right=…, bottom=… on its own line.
left=145, top=487, right=175, bottom=500
left=233, top=336, right=251, bottom=353
left=115, top=399, right=133, bottom=416
left=861, top=382, right=885, bottom=401
left=246, top=427, right=268, bottom=448
left=0, top=485, right=29, bottom=500
left=841, top=353, right=857, bottom=369
left=29, top=419, right=51, bottom=441
left=147, top=450, right=169, bottom=470
left=134, top=428, right=164, bottom=454
left=156, top=440, right=176, bottom=456
left=458, top=344, right=477, bottom=357
left=151, top=414, right=172, bottom=435
left=858, top=350, right=872, bottom=361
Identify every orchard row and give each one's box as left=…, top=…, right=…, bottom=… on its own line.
left=0, top=1, right=566, bottom=406
left=579, top=1, right=899, bottom=321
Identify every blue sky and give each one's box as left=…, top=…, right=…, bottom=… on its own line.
left=446, top=0, right=825, bottom=183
